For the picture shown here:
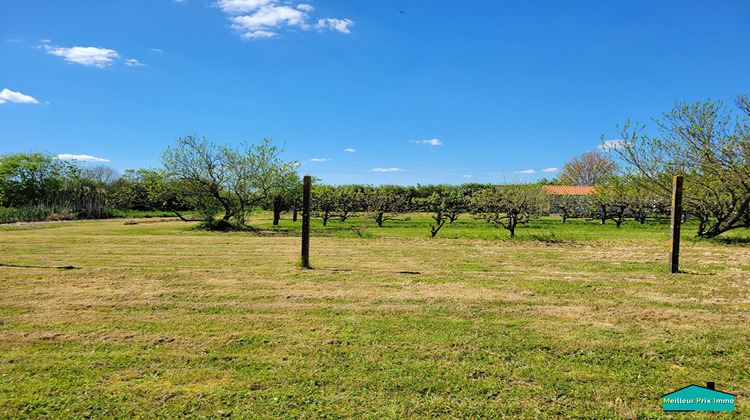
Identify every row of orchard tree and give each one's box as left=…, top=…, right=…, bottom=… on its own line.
left=0, top=146, right=667, bottom=237
left=302, top=179, right=675, bottom=238
left=2, top=94, right=748, bottom=238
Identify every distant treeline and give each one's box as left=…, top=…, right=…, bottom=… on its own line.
left=1, top=151, right=674, bottom=237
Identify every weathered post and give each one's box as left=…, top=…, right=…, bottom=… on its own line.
left=301, top=175, right=311, bottom=268
left=669, top=175, right=683, bottom=273
left=272, top=193, right=282, bottom=226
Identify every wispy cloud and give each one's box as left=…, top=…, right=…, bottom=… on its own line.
left=599, top=139, right=628, bottom=151
left=56, top=154, right=110, bottom=163
left=514, top=169, right=536, bottom=174
left=542, top=167, right=558, bottom=172
left=411, top=138, right=442, bottom=146
left=344, top=148, right=356, bottom=153
left=372, top=168, right=405, bottom=172
left=150, top=48, right=163, bottom=53
left=42, top=42, right=144, bottom=68
left=125, top=58, right=145, bottom=67
left=310, top=158, right=329, bottom=162
left=0, top=89, right=39, bottom=105
left=463, top=175, right=472, bottom=178
left=217, top=0, right=275, bottom=14
left=312, top=18, right=354, bottom=34
left=216, top=0, right=354, bottom=40
left=44, top=45, right=120, bottom=68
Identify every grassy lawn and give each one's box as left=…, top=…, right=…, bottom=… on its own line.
left=1, top=215, right=748, bottom=418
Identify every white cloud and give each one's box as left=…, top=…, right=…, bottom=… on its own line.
left=56, top=154, right=110, bottom=163
left=411, top=138, right=442, bottom=146
left=599, top=139, right=629, bottom=151
left=463, top=175, right=472, bottom=178
left=542, top=167, right=558, bottom=172
left=217, top=0, right=354, bottom=40
left=0, top=89, right=39, bottom=105
left=241, top=30, right=278, bottom=40
left=514, top=169, right=536, bottom=174
left=150, top=48, right=163, bottom=53
left=41, top=39, right=51, bottom=43
left=45, top=45, right=120, bottom=68
left=344, top=148, right=356, bottom=152
left=312, top=18, right=354, bottom=34
left=217, top=0, right=274, bottom=14
left=125, top=58, right=145, bottom=67
left=372, top=168, right=405, bottom=172
left=310, top=158, right=329, bottom=162
left=230, top=6, right=306, bottom=32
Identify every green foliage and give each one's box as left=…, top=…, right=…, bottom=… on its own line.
left=363, top=185, right=409, bottom=227
left=0, top=151, right=79, bottom=208
left=414, top=192, right=452, bottom=238
left=0, top=152, right=109, bottom=221
left=197, top=218, right=249, bottom=232
left=614, top=94, right=750, bottom=238
left=311, top=184, right=338, bottom=226
left=162, top=135, right=299, bottom=225
left=108, top=168, right=195, bottom=220
left=472, top=184, right=547, bottom=238
left=0, top=205, right=74, bottom=223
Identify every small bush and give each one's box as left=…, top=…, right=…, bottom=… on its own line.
left=198, top=218, right=248, bottom=232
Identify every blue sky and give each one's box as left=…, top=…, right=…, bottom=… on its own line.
left=2, top=0, right=749, bottom=185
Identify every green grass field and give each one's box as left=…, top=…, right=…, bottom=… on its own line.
left=1, top=215, right=748, bottom=418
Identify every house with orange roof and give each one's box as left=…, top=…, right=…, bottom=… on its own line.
left=543, top=185, right=596, bottom=221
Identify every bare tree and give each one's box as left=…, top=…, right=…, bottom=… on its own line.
left=557, top=150, right=618, bottom=186
left=85, top=165, right=121, bottom=186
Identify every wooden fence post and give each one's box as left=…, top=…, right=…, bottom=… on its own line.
left=669, top=175, right=683, bottom=274
left=301, top=175, right=311, bottom=268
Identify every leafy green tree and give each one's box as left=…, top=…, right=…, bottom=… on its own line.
left=472, top=184, right=546, bottom=238
left=414, top=192, right=450, bottom=237
left=162, top=135, right=298, bottom=225
left=618, top=175, right=668, bottom=224
left=443, top=189, right=470, bottom=223
left=554, top=195, right=585, bottom=224
left=535, top=177, right=562, bottom=186
left=108, top=169, right=193, bottom=219
left=364, top=186, right=409, bottom=227
left=334, top=185, right=366, bottom=222
left=586, top=178, right=629, bottom=227
left=613, top=94, right=750, bottom=238
left=312, top=185, right=337, bottom=226
left=0, top=152, right=79, bottom=207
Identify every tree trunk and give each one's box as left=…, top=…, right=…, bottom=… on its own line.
left=272, top=193, right=282, bottom=226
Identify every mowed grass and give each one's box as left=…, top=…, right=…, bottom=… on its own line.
left=1, top=215, right=748, bottom=419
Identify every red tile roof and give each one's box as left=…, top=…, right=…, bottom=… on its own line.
left=543, top=185, right=596, bottom=196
